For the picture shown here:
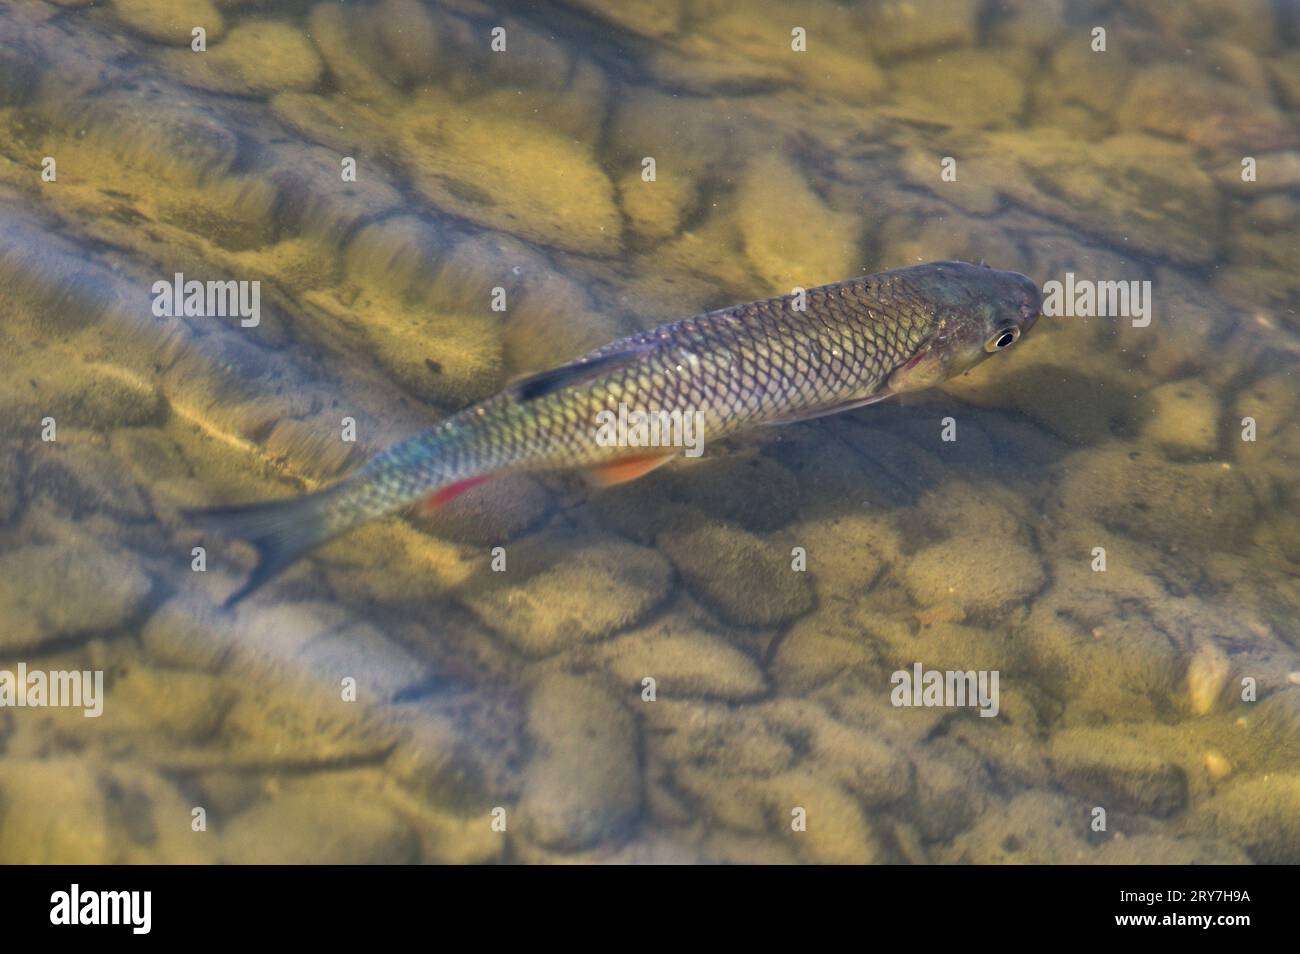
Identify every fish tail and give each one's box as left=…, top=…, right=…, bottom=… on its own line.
left=184, top=484, right=354, bottom=609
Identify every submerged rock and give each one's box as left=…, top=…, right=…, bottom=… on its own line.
left=981, top=131, right=1222, bottom=265
left=397, top=90, right=622, bottom=256
left=736, top=154, right=863, bottom=291
left=1051, top=445, right=1258, bottom=551
left=518, top=673, right=641, bottom=851
left=113, top=0, right=225, bottom=45
left=460, top=531, right=672, bottom=657
left=1197, top=773, right=1300, bottom=863
left=1047, top=727, right=1189, bottom=816
left=1138, top=379, right=1222, bottom=458
left=657, top=520, right=813, bottom=626
left=859, top=0, right=979, bottom=58
left=890, top=50, right=1027, bottom=129
left=0, top=537, right=151, bottom=652
left=221, top=788, right=419, bottom=864
left=1116, top=63, right=1295, bottom=156
left=595, top=616, right=767, bottom=702
left=162, top=20, right=324, bottom=96
left=0, top=758, right=110, bottom=863
left=902, top=535, right=1044, bottom=615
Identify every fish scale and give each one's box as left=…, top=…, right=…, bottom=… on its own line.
left=338, top=270, right=935, bottom=516
left=189, top=260, right=1042, bottom=605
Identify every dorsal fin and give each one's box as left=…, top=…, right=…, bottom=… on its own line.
left=508, top=344, right=653, bottom=402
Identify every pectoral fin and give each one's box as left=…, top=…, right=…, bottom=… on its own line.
left=584, top=452, right=677, bottom=487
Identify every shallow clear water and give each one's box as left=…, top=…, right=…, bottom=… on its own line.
left=0, top=0, right=1297, bottom=863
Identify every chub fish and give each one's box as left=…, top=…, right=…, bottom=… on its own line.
left=189, top=260, right=1042, bottom=605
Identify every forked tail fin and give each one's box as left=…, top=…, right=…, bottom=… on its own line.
left=184, top=487, right=345, bottom=608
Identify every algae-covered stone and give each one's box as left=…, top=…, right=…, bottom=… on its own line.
left=736, top=154, right=863, bottom=290
left=657, top=520, right=813, bottom=626
left=412, top=474, right=551, bottom=546
left=903, top=535, right=1044, bottom=614
left=519, top=672, right=641, bottom=851
left=559, top=0, right=683, bottom=39
left=0, top=764, right=112, bottom=868
left=162, top=20, right=324, bottom=96
left=773, top=602, right=881, bottom=693
left=890, top=50, right=1026, bottom=128
left=1047, top=727, right=1189, bottom=816
left=460, top=531, right=672, bottom=656
left=0, top=758, right=110, bottom=863
left=618, top=170, right=694, bottom=242
left=1186, top=640, right=1232, bottom=716
left=140, top=593, right=234, bottom=672
left=983, top=131, right=1222, bottom=265
left=113, top=0, right=225, bottom=45
left=29, top=440, right=152, bottom=522
left=762, top=770, right=884, bottom=864
left=95, top=667, right=237, bottom=748
left=1116, top=63, right=1295, bottom=155
left=860, top=0, right=978, bottom=58
left=217, top=677, right=398, bottom=769
left=907, top=742, right=988, bottom=841
left=397, top=90, right=622, bottom=255
left=1197, top=773, right=1300, bottom=863
left=595, top=620, right=766, bottom=702
left=796, top=512, right=894, bottom=601
left=667, top=451, right=801, bottom=533
left=647, top=699, right=793, bottom=778
left=297, top=621, right=432, bottom=704
left=0, top=357, right=165, bottom=438
left=943, top=790, right=1082, bottom=863
left=0, top=538, right=151, bottom=652
left=221, top=789, right=419, bottom=863
left=1052, top=445, right=1257, bottom=551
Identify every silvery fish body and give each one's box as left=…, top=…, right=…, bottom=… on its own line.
left=190, top=260, right=1042, bottom=604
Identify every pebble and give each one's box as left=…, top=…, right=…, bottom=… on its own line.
left=861, top=0, right=979, bottom=58
left=460, top=531, right=672, bottom=657
left=657, top=520, right=813, bottom=627
left=735, top=154, right=863, bottom=291
left=595, top=621, right=767, bottom=702
left=902, top=535, right=1044, bottom=615
left=0, top=537, right=151, bottom=652
left=518, top=673, right=641, bottom=851
left=1139, top=379, right=1222, bottom=458
left=397, top=89, right=622, bottom=256
left=113, top=0, right=225, bottom=45
left=163, top=20, right=324, bottom=96
left=0, top=758, right=110, bottom=863
left=890, top=50, right=1027, bottom=129
left=1051, top=444, right=1258, bottom=551
left=1186, top=641, right=1232, bottom=716
left=221, top=787, right=419, bottom=863
left=1047, top=727, right=1189, bottom=816
left=1197, top=773, right=1300, bottom=864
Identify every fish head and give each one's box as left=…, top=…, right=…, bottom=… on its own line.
left=886, top=261, right=1042, bottom=393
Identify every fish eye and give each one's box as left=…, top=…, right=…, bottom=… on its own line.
left=985, top=327, right=1020, bottom=352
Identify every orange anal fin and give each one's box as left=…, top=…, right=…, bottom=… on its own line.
left=424, top=475, right=493, bottom=511
left=585, top=452, right=676, bottom=488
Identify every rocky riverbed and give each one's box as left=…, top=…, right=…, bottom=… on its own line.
left=0, top=0, right=1296, bottom=863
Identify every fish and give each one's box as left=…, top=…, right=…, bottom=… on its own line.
left=188, top=260, right=1042, bottom=606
